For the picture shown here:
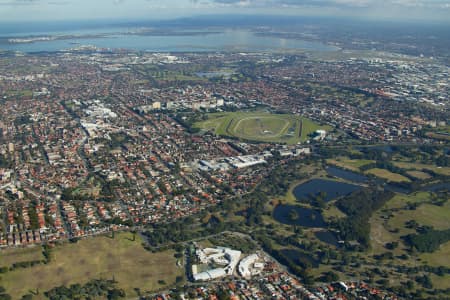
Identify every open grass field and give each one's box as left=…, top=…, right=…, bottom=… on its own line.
left=430, top=274, right=450, bottom=290
left=387, top=200, right=450, bottom=231
left=421, top=242, right=450, bottom=268
left=0, top=232, right=182, bottom=299
left=383, top=192, right=431, bottom=210
left=5, top=90, right=33, bottom=98
left=370, top=191, right=450, bottom=273
left=154, top=72, right=206, bottom=82
left=194, top=112, right=330, bottom=144
left=326, top=157, right=375, bottom=171
left=369, top=214, right=404, bottom=256
left=392, top=161, right=450, bottom=176
left=370, top=192, right=430, bottom=255
left=0, top=246, right=43, bottom=268
left=365, top=168, right=411, bottom=183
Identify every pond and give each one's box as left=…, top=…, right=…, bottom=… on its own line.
left=280, top=249, right=319, bottom=268
left=326, top=166, right=369, bottom=183
left=384, top=184, right=411, bottom=194
left=358, top=145, right=394, bottom=153
left=315, top=231, right=341, bottom=247
left=423, top=182, right=450, bottom=192
left=293, top=179, right=361, bottom=202
left=273, top=205, right=325, bottom=228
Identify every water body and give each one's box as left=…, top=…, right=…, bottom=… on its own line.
left=0, top=29, right=338, bottom=53
left=273, top=205, right=325, bottom=228
left=326, top=166, right=369, bottom=183
left=358, top=145, right=394, bottom=153
left=423, top=182, right=450, bottom=192
left=293, top=179, right=361, bottom=202
left=384, top=184, right=411, bottom=194
left=280, top=249, right=319, bottom=268
left=315, top=231, right=341, bottom=247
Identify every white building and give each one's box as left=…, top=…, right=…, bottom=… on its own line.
left=193, top=247, right=242, bottom=281
left=238, top=254, right=264, bottom=278
left=193, top=268, right=227, bottom=281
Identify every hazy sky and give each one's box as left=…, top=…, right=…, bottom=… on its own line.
left=0, top=0, right=449, bottom=22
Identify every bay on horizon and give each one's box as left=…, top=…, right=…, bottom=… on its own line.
left=0, top=28, right=338, bottom=53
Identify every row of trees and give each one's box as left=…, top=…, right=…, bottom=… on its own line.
left=0, top=245, right=52, bottom=274
left=0, top=287, right=11, bottom=300
left=44, top=279, right=125, bottom=300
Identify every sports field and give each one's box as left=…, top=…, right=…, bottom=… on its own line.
left=194, top=112, right=329, bottom=144
left=0, top=232, right=183, bottom=299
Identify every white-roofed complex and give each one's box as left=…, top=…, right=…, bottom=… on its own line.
left=192, top=246, right=242, bottom=281
left=238, top=254, right=264, bottom=278
left=193, top=268, right=227, bottom=281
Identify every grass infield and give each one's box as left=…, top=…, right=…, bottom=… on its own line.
left=194, top=111, right=330, bottom=144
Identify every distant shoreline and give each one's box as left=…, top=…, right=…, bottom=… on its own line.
left=0, top=28, right=337, bottom=53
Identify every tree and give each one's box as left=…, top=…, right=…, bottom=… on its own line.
left=175, top=276, right=184, bottom=284
left=385, top=241, right=398, bottom=250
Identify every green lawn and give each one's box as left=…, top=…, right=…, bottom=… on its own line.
left=369, top=214, right=403, bottom=255
left=365, top=168, right=411, bottom=183
left=388, top=201, right=450, bottom=231
left=421, top=242, right=450, bottom=268
left=430, top=274, right=450, bottom=290
left=370, top=192, right=450, bottom=262
left=369, top=192, right=425, bottom=255
left=5, top=90, right=33, bottom=98
left=194, top=111, right=330, bottom=144
left=392, top=161, right=450, bottom=176
left=300, top=118, right=326, bottom=141
left=383, top=192, right=431, bottom=210
left=322, top=205, right=346, bottom=222
left=327, top=157, right=375, bottom=171
left=406, top=170, right=432, bottom=180
left=233, top=116, right=290, bottom=139
left=0, top=232, right=183, bottom=299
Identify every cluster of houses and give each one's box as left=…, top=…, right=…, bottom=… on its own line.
left=0, top=89, right=311, bottom=246
left=155, top=271, right=400, bottom=300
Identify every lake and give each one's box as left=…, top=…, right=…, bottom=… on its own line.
left=280, top=249, right=319, bottom=268
left=424, top=182, right=450, bottom=192
left=0, top=29, right=338, bottom=53
left=273, top=205, right=325, bottom=228
left=326, top=166, right=369, bottom=183
left=315, top=231, right=341, bottom=247
left=293, top=179, right=361, bottom=202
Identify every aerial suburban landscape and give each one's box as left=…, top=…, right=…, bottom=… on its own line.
left=0, top=1, right=449, bottom=300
